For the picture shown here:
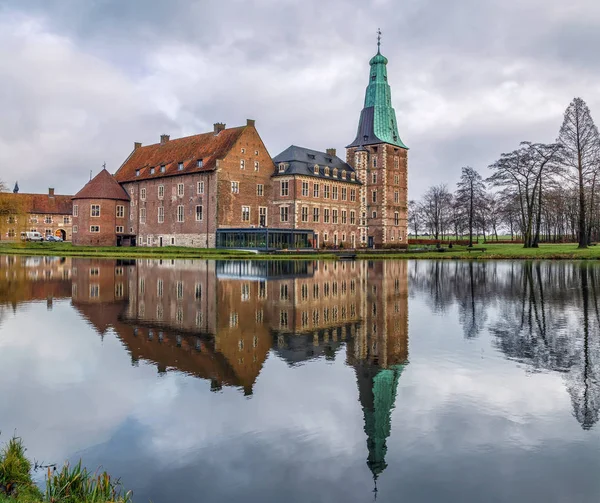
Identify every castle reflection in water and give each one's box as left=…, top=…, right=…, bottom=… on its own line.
left=0, top=255, right=408, bottom=483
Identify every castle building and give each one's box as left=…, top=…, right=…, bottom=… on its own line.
left=71, top=40, right=408, bottom=249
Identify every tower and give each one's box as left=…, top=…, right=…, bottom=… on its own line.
left=347, top=31, right=408, bottom=248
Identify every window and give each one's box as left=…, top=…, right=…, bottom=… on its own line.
left=351, top=173, right=356, bottom=181
left=341, top=187, right=347, bottom=201
left=280, top=206, right=289, bottom=222
left=160, top=165, right=166, bottom=173
left=178, top=162, right=184, bottom=171
left=90, top=225, right=100, bottom=233
left=150, top=167, right=155, bottom=174
left=394, top=191, right=399, bottom=203
left=115, top=205, right=124, bottom=218
left=43, top=216, right=51, bottom=224
left=158, top=185, right=164, bottom=199
left=373, top=157, right=377, bottom=168
left=231, top=181, right=239, bottom=193
left=324, top=167, right=330, bottom=176
left=279, top=163, right=286, bottom=173
left=302, top=181, right=309, bottom=196
left=259, top=207, right=267, bottom=226
left=257, top=184, right=264, bottom=196
left=157, top=279, right=163, bottom=297
left=324, top=185, right=330, bottom=198
left=63, top=216, right=70, bottom=224
left=301, top=206, right=308, bottom=222
left=324, top=232, right=328, bottom=242
left=177, top=183, right=184, bottom=196
left=116, top=225, right=124, bottom=233
left=333, top=168, right=338, bottom=177
left=394, top=156, right=399, bottom=169
left=140, top=208, right=146, bottom=223
left=195, top=283, right=202, bottom=301
left=372, top=172, right=377, bottom=184
left=73, top=225, right=78, bottom=233
left=313, top=183, right=319, bottom=198
left=240, top=159, right=245, bottom=170
left=342, top=170, right=347, bottom=180
left=30, top=216, right=38, bottom=223
left=242, top=206, right=250, bottom=222
left=341, top=210, right=347, bottom=224
left=280, top=180, right=289, bottom=197
left=158, top=207, right=164, bottom=223
left=141, top=188, right=146, bottom=200
left=91, top=204, right=100, bottom=217
left=313, top=207, right=320, bottom=222
left=324, top=208, right=330, bottom=223
left=196, top=205, right=203, bottom=221
left=394, top=211, right=400, bottom=225
left=313, top=164, right=319, bottom=174
left=372, top=211, right=377, bottom=219
left=197, top=181, right=204, bottom=194
left=332, top=209, right=338, bottom=224
left=350, top=210, right=356, bottom=225
left=177, top=205, right=184, bottom=222
left=73, top=205, right=79, bottom=217
left=197, top=159, right=203, bottom=167
left=254, top=161, right=259, bottom=171
left=135, top=169, right=140, bottom=177
left=90, top=284, right=100, bottom=298
left=362, top=212, right=366, bottom=225
left=372, top=191, right=377, bottom=203
left=332, top=186, right=338, bottom=200
left=350, top=189, right=356, bottom=202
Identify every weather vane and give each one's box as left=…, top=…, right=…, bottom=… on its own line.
left=102, top=162, right=106, bottom=170
left=377, top=28, right=382, bottom=52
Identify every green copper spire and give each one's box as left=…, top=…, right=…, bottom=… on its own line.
left=347, top=31, right=408, bottom=149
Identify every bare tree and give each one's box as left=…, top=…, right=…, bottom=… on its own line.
left=557, top=98, right=600, bottom=248
left=408, top=200, right=421, bottom=237
left=421, top=184, right=452, bottom=240
left=455, top=167, right=486, bottom=246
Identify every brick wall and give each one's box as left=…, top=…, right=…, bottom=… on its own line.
left=72, top=198, right=129, bottom=246
left=28, top=212, right=73, bottom=241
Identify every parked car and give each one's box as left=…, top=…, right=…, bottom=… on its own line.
left=46, top=235, right=63, bottom=242
left=23, top=231, right=43, bottom=242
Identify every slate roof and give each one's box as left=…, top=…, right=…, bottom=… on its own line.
left=272, top=145, right=360, bottom=184
left=2, top=193, right=73, bottom=215
left=73, top=168, right=130, bottom=201
left=114, top=126, right=246, bottom=183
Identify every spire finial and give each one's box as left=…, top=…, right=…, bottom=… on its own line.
left=102, top=162, right=106, bottom=170
left=377, top=28, right=382, bottom=53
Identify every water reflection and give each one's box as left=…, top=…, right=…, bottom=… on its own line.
left=410, top=260, right=600, bottom=431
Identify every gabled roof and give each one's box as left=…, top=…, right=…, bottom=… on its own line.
left=272, top=145, right=360, bottom=184
left=73, top=169, right=130, bottom=201
left=114, top=126, right=247, bottom=183
left=2, top=193, right=73, bottom=215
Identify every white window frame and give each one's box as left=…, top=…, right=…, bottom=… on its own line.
left=90, top=204, right=100, bottom=217
left=231, top=181, right=239, bottom=194
left=177, top=183, right=184, bottom=196
left=177, top=205, right=184, bottom=223
left=196, top=205, right=203, bottom=221
left=197, top=181, right=204, bottom=195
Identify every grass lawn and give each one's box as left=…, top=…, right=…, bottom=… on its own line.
left=1, top=241, right=600, bottom=260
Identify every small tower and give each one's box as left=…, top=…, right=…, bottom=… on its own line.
left=13, top=181, right=19, bottom=194
left=347, top=31, right=408, bottom=248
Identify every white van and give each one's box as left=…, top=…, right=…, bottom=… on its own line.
left=23, top=231, right=44, bottom=242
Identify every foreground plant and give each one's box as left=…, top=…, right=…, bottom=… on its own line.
left=0, top=437, right=42, bottom=501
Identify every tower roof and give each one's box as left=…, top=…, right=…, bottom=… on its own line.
left=73, top=168, right=130, bottom=201
left=347, top=37, right=408, bottom=150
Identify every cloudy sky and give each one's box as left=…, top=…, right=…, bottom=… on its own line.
left=1, top=0, right=600, bottom=198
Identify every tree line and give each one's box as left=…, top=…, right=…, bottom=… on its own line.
left=409, top=97, right=600, bottom=248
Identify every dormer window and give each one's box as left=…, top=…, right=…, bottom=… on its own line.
left=325, top=157, right=332, bottom=163
left=197, top=159, right=203, bottom=167
left=150, top=167, right=155, bottom=174
left=278, top=163, right=286, bottom=173
left=371, top=75, right=376, bottom=81
left=313, top=164, right=319, bottom=175
left=135, top=169, right=140, bottom=177
left=308, top=154, right=315, bottom=160
left=178, top=162, right=184, bottom=171
left=342, top=170, right=346, bottom=180
left=160, top=165, right=166, bottom=173
left=324, top=167, right=330, bottom=176
left=351, top=173, right=356, bottom=181
left=333, top=168, right=338, bottom=177
left=363, top=135, right=368, bottom=141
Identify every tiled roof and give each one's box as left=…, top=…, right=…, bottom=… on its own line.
left=272, top=145, right=360, bottom=184
left=73, top=168, right=130, bottom=201
left=2, top=193, right=73, bottom=215
left=114, top=126, right=246, bottom=183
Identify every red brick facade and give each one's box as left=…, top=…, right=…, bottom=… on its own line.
left=71, top=198, right=131, bottom=246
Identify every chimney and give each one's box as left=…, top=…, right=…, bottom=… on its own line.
left=160, top=134, right=170, bottom=144
left=213, top=123, right=226, bottom=135
left=326, top=148, right=337, bottom=157
left=48, top=188, right=55, bottom=197
left=246, top=119, right=255, bottom=127
left=134, top=142, right=142, bottom=150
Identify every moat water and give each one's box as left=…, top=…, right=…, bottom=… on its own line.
left=0, top=256, right=599, bottom=503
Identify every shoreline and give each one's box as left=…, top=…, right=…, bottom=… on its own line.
left=2, top=242, right=600, bottom=260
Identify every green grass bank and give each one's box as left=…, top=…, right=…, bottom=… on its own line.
left=0, top=437, right=130, bottom=503
left=2, top=241, right=600, bottom=260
